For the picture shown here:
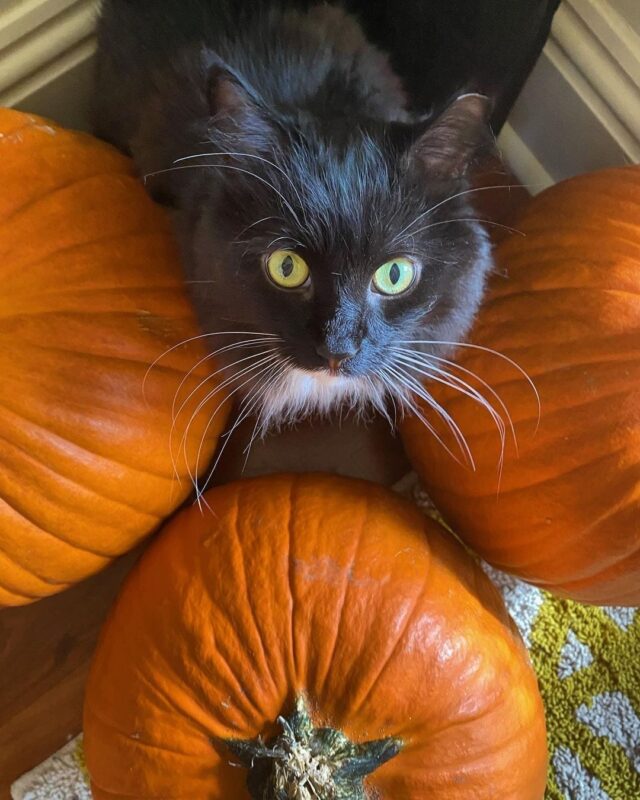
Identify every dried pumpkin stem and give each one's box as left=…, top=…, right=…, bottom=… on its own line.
left=225, top=696, right=401, bottom=799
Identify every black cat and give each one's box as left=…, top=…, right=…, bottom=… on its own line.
left=96, top=0, right=494, bottom=435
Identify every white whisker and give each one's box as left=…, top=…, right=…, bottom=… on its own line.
left=174, top=150, right=307, bottom=216
left=384, top=363, right=475, bottom=469
left=399, top=339, right=541, bottom=431
left=393, top=351, right=506, bottom=480
left=144, top=163, right=303, bottom=227
left=378, top=366, right=465, bottom=465
left=167, top=338, right=283, bottom=479
left=142, top=329, right=278, bottom=401
left=394, top=347, right=517, bottom=452
left=394, top=182, right=539, bottom=241
left=409, top=218, right=525, bottom=238
left=175, top=351, right=282, bottom=490
left=194, top=357, right=286, bottom=500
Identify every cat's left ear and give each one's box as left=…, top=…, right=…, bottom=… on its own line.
left=207, top=63, right=275, bottom=152
left=407, top=93, right=493, bottom=178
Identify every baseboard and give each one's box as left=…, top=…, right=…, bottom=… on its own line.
left=497, top=124, right=554, bottom=193
left=501, top=0, right=640, bottom=190
left=0, top=0, right=97, bottom=129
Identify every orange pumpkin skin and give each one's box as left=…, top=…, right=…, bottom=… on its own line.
left=402, top=166, right=640, bottom=605
left=0, top=110, right=230, bottom=606
left=84, top=474, right=547, bottom=800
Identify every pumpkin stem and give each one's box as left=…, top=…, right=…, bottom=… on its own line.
left=225, top=696, right=401, bottom=799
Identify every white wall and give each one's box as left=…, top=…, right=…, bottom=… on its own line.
left=499, top=0, right=640, bottom=191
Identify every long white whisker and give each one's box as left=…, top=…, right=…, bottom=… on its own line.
left=400, top=339, right=541, bottom=432
left=168, top=339, right=282, bottom=479
left=409, top=218, right=525, bottom=238
left=393, top=347, right=517, bottom=451
left=383, top=363, right=474, bottom=469
left=172, top=337, right=282, bottom=422
left=379, top=366, right=464, bottom=464
left=176, top=352, right=281, bottom=489
left=207, top=360, right=286, bottom=489
left=240, top=363, right=290, bottom=472
left=142, top=330, right=278, bottom=401
left=364, top=374, right=395, bottom=427
left=393, top=352, right=506, bottom=479
left=144, top=163, right=302, bottom=226
left=174, top=151, right=307, bottom=219
left=394, top=183, right=538, bottom=241
left=194, top=357, right=285, bottom=499
left=184, top=354, right=282, bottom=504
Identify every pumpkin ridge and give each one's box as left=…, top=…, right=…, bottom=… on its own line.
left=428, top=445, right=630, bottom=500
left=517, top=508, right=639, bottom=579
left=1, top=308, right=186, bottom=321
left=0, top=488, right=117, bottom=563
left=1, top=231, right=178, bottom=279
left=421, top=385, right=635, bottom=452
left=83, top=704, right=206, bottom=760
left=91, top=618, right=243, bottom=743
left=0, top=551, right=56, bottom=595
left=345, top=571, right=428, bottom=724
left=11, top=341, right=203, bottom=383
left=193, top=523, right=273, bottom=724
left=286, top=478, right=300, bottom=687
left=232, top=492, right=281, bottom=696
left=0, top=171, right=136, bottom=229
left=17, top=282, right=185, bottom=300
left=0, top=424, right=164, bottom=522
left=0, top=393, right=181, bottom=482
left=0, top=531, right=85, bottom=587
left=555, top=568, right=640, bottom=604
left=485, top=286, right=640, bottom=308
left=317, top=495, right=369, bottom=700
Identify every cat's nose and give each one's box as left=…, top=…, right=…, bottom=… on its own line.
left=315, top=344, right=358, bottom=373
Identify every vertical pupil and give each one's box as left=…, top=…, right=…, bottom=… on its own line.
left=389, top=262, right=401, bottom=285
left=281, top=255, right=294, bottom=278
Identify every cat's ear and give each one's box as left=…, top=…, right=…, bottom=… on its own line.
left=407, top=94, right=493, bottom=178
left=207, top=64, right=274, bottom=151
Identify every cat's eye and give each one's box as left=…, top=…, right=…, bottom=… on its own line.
left=372, top=258, right=416, bottom=296
left=266, top=250, right=310, bottom=289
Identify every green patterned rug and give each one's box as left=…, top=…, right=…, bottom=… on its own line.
left=486, top=564, right=639, bottom=799
left=12, top=480, right=640, bottom=800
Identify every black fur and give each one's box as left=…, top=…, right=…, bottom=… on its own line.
left=96, top=0, right=493, bottom=402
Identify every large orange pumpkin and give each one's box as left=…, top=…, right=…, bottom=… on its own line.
left=401, top=166, right=640, bottom=605
left=84, top=473, right=547, bottom=800
left=0, top=109, right=232, bottom=606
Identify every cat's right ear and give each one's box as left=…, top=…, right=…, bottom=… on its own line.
left=405, top=93, right=494, bottom=179
left=207, top=64, right=274, bottom=152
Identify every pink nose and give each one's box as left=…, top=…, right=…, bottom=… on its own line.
left=315, top=345, right=355, bottom=373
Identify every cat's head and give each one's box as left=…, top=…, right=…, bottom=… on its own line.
left=176, top=68, right=495, bottom=433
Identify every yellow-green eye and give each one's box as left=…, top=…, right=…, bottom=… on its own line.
left=372, top=258, right=416, bottom=295
left=266, top=250, right=310, bottom=289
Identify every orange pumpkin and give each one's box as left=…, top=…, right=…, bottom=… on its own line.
left=401, top=166, right=640, bottom=605
left=84, top=473, right=547, bottom=800
left=0, top=109, right=232, bottom=606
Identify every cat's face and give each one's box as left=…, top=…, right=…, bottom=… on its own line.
left=178, top=78, right=493, bottom=432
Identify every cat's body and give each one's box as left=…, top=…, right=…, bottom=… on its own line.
left=96, top=0, right=494, bottom=434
